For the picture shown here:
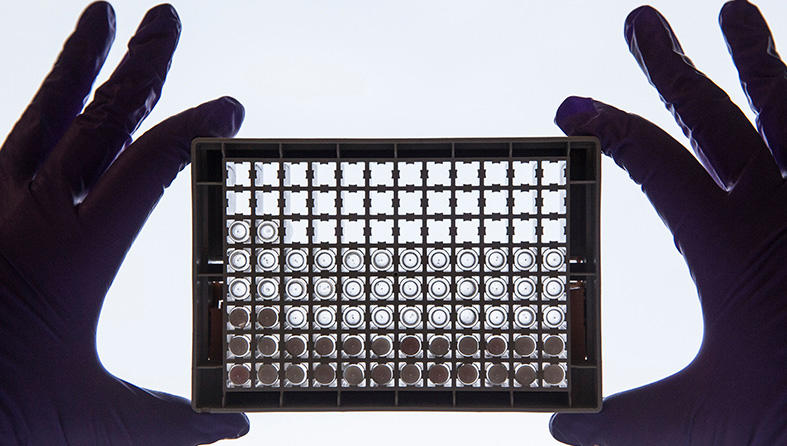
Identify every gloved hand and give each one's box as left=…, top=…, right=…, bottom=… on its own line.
left=550, top=1, right=787, bottom=444
left=0, top=3, right=248, bottom=444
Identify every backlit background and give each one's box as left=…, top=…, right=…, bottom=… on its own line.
left=1, top=1, right=784, bottom=444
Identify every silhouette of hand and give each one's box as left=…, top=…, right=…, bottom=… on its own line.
left=0, top=3, right=247, bottom=444
left=551, top=1, right=787, bottom=444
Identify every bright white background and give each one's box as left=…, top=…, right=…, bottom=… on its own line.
left=1, top=1, right=785, bottom=444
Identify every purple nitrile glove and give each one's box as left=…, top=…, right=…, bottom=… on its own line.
left=550, top=1, right=787, bottom=445
left=0, top=3, right=248, bottom=444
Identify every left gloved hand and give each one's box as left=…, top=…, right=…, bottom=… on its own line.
left=0, top=3, right=248, bottom=444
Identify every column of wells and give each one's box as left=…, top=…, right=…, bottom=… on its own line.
left=391, top=146, right=400, bottom=403
left=305, top=159, right=314, bottom=389
left=363, top=160, right=372, bottom=388
left=507, top=145, right=515, bottom=404
left=419, top=159, right=429, bottom=389
left=534, top=158, right=545, bottom=389
left=450, top=145, right=457, bottom=403
left=478, top=159, right=487, bottom=390
left=556, top=154, right=571, bottom=389
left=276, top=146, right=285, bottom=404
left=249, top=155, right=259, bottom=391
left=534, top=155, right=571, bottom=391
left=301, top=155, right=342, bottom=395
left=333, top=146, right=342, bottom=404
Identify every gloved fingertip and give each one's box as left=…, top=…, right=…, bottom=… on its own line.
left=720, top=0, right=755, bottom=19
left=625, top=5, right=682, bottom=55
left=219, top=95, right=245, bottom=121
left=555, top=96, right=600, bottom=136
left=549, top=412, right=586, bottom=445
left=201, top=96, right=245, bottom=137
left=235, top=412, right=251, bottom=438
left=720, top=0, right=763, bottom=31
left=624, top=5, right=657, bottom=44
left=79, top=1, right=116, bottom=33
left=136, top=3, right=181, bottom=41
left=200, top=412, right=250, bottom=440
left=222, top=411, right=250, bottom=438
left=624, top=5, right=692, bottom=76
left=146, top=3, right=181, bottom=24
left=83, top=1, right=115, bottom=21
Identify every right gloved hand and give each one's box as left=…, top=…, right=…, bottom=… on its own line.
left=550, top=1, right=787, bottom=444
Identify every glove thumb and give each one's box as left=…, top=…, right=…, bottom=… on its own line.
left=112, top=379, right=250, bottom=445
left=549, top=373, right=692, bottom=446
left=550, top=411, right=602, bottom=446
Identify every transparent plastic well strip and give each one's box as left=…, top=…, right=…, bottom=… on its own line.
left=222, top=156, right=569, bottom=391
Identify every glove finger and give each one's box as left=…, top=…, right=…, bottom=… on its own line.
left=76, top=97, right=243, bottom=293
left=625, top=5, right=774, bottom=191
left=114, top=380, right=249, bottom=445
left=37, top=4, right=181, bottom=203
left=720, top=0, right=787, bottom=176
left=0, top=2, right=114, bottom=183
left=555, top=96, right=724, bottom=256
left=550, top=374, right=691, bottom=446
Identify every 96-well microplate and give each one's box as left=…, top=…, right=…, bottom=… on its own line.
left=192, top=138, right=600, bottom=411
